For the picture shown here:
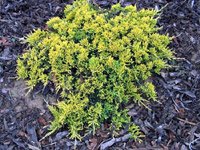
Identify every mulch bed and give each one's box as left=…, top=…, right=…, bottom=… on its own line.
left=0, top=0, right=200, bottom=149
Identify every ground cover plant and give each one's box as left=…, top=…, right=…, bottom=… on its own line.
left=17, top=0, right=173, bottom=141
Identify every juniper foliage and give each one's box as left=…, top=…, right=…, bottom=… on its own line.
left=17, top=0, right=173, bottom=140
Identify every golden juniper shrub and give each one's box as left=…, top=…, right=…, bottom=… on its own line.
left=17, top=0, right=173, bottom=140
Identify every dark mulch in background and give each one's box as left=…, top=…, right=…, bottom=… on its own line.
left=0, top=0, right=200, bottom=149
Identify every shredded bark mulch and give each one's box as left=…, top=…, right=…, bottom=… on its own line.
left=0, top=0, right=200, bottom=149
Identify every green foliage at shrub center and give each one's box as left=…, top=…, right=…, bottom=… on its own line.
left=17, top=0, right=173, bottom=140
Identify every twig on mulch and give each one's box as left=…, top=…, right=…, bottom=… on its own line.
left=176, top=117, right=197, bottom=126
left=99, top=133, right=131, bottom=150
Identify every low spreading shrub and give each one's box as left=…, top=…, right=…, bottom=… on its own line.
left=17, top=0, right=173, bottom=140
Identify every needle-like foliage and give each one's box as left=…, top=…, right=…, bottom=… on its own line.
left=17, top=0, right=173, bottom=140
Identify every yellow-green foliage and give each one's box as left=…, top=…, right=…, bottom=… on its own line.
left=17, top=0, right=173, bottom=140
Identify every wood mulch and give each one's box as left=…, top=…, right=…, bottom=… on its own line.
left=0, top=0, right=200, bottom=149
